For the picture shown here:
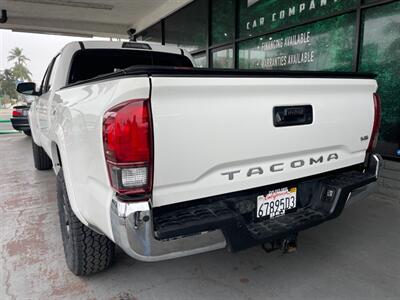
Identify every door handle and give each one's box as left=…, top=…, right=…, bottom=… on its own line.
left=273, top=105, right=313, bottom=127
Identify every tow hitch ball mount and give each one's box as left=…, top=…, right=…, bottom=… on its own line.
left=262, top=234, right=298, bottom=254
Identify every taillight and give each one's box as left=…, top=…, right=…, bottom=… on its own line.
left=367, top=93, right=381, bottom=152
left=103, top=99, right=152, bottom=196
left=12, top=109, right=22, bottom=117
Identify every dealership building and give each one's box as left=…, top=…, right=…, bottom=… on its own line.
left=136, top=0, right=400, bottom=162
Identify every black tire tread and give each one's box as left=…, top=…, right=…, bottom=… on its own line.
left=32, top=139, right=52, bottom=170
left=57, top=170, right=115, bottom=275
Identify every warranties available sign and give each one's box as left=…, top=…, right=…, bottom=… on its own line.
left=239, top=13, right=355, bottom=72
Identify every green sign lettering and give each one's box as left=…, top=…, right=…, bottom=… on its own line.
left=239, top=0, right=357, bottom=37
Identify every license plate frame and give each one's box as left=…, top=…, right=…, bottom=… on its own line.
left=256, top=187, right=297, bottom=219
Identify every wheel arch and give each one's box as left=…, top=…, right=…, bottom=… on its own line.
left=28, top=102, right=42, bottom=146
left=51, top=141, right=62, bottom=175
left=51, top=132, right=89, bottom=227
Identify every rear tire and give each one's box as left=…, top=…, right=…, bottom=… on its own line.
left=57, top=170, right=115, bottom=276
left=23, top=130, right=31, bottom=136
left=32, top=139, right=52, bottom=170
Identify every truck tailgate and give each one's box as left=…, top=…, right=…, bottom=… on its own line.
left=150, top=76, right=377, bottom=207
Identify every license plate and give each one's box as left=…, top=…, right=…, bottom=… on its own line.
left=257, top=187, right=297, bottom=219
left=23, top=110, right=28, bottom=116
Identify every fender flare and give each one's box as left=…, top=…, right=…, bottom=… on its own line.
left=28, top=102, right=42, bottom=146
left=52, top=125, right=89, bottom=226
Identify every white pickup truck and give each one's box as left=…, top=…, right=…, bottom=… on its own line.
left=17, top=41, right=381, bottom=275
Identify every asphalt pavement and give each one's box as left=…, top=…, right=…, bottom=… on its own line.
left=0, top=109, right=14, bottom=132
left=0, top=122, right=14, bottom=132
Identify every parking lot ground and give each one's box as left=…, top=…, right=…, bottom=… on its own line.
left=1, top=134, right=400, bottom=300
left=0, top=109, right=14, bottom=132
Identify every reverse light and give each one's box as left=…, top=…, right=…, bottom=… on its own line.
left=121, top=167, right=148, bottom=188
left=103, top=99, right=152, bottom=196
left=367, top=93, right=381, bottom=152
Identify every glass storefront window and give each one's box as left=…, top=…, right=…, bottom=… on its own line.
left=238, top=13, right=356, bottom=71
left=212, top=47, right=234, bottom=68
left=136, top=22, right=162, bottom=43
left=193, top=53, right=208, bottom=68
left=359, top=1, right=400, bottom=159
left=165, top=0, right=208, bottom=52
left=239, top=0, right=358, bottom=38
left=211, top=0, right=235, bottom=45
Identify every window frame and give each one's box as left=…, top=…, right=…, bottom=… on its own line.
left=39, top=54, right=60, bottom=95
left=65, top=49, right=194, bottom=85
left=211, top=44, right=235, bottom=69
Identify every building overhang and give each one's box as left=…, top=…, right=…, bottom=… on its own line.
left=0, top=0, right=192, bottom=38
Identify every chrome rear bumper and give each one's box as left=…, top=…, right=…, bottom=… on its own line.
left=345, top=154, right=381, bottom=207
left=110, top=198, right=226, bottom=262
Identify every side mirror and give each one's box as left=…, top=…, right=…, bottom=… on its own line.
left=16, top=82, right=40, bottom=96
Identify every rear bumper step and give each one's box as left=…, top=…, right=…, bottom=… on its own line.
left=246, top=208, right=325, bottom=240
left=154, top=202, right=327, bottom=252
left=153, top=155, right=380, bottom=252
left=110, top=154, right=381, bottom=261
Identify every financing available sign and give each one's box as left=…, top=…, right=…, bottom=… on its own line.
left=240, top=0, right=357, bottom=37
left=238, top=13, right=355, bottom=72
left=239, top=0, right=356, bottom=72
left=259, top=31, right=315, bottom=69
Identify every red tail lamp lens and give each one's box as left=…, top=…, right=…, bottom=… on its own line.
left=368, top=93, right=381, bottom=152
left=12, top=109, right=22, bottom=117
left=103, top=99, right=152, bottom=196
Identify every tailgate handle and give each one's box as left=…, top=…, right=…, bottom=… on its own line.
left=273, top=105, right=313, bottom=127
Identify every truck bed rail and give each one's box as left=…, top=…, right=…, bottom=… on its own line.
left=63, top=66, right=376, bottom=89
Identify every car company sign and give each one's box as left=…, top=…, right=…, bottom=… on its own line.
left=240, top=0, right=357, bottom=37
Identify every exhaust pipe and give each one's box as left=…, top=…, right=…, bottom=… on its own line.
left=1, top=10, right=7, bottom=23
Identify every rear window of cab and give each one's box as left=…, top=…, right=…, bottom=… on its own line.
left=68, top=49, right=193, bottom=84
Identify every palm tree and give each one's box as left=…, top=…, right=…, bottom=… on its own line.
left=7, top=47, right=30, bottom=66
left=7, top=47, right=32, bottom=81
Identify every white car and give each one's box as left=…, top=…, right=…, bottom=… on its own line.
left=17, top=41, right=381, bottom=275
